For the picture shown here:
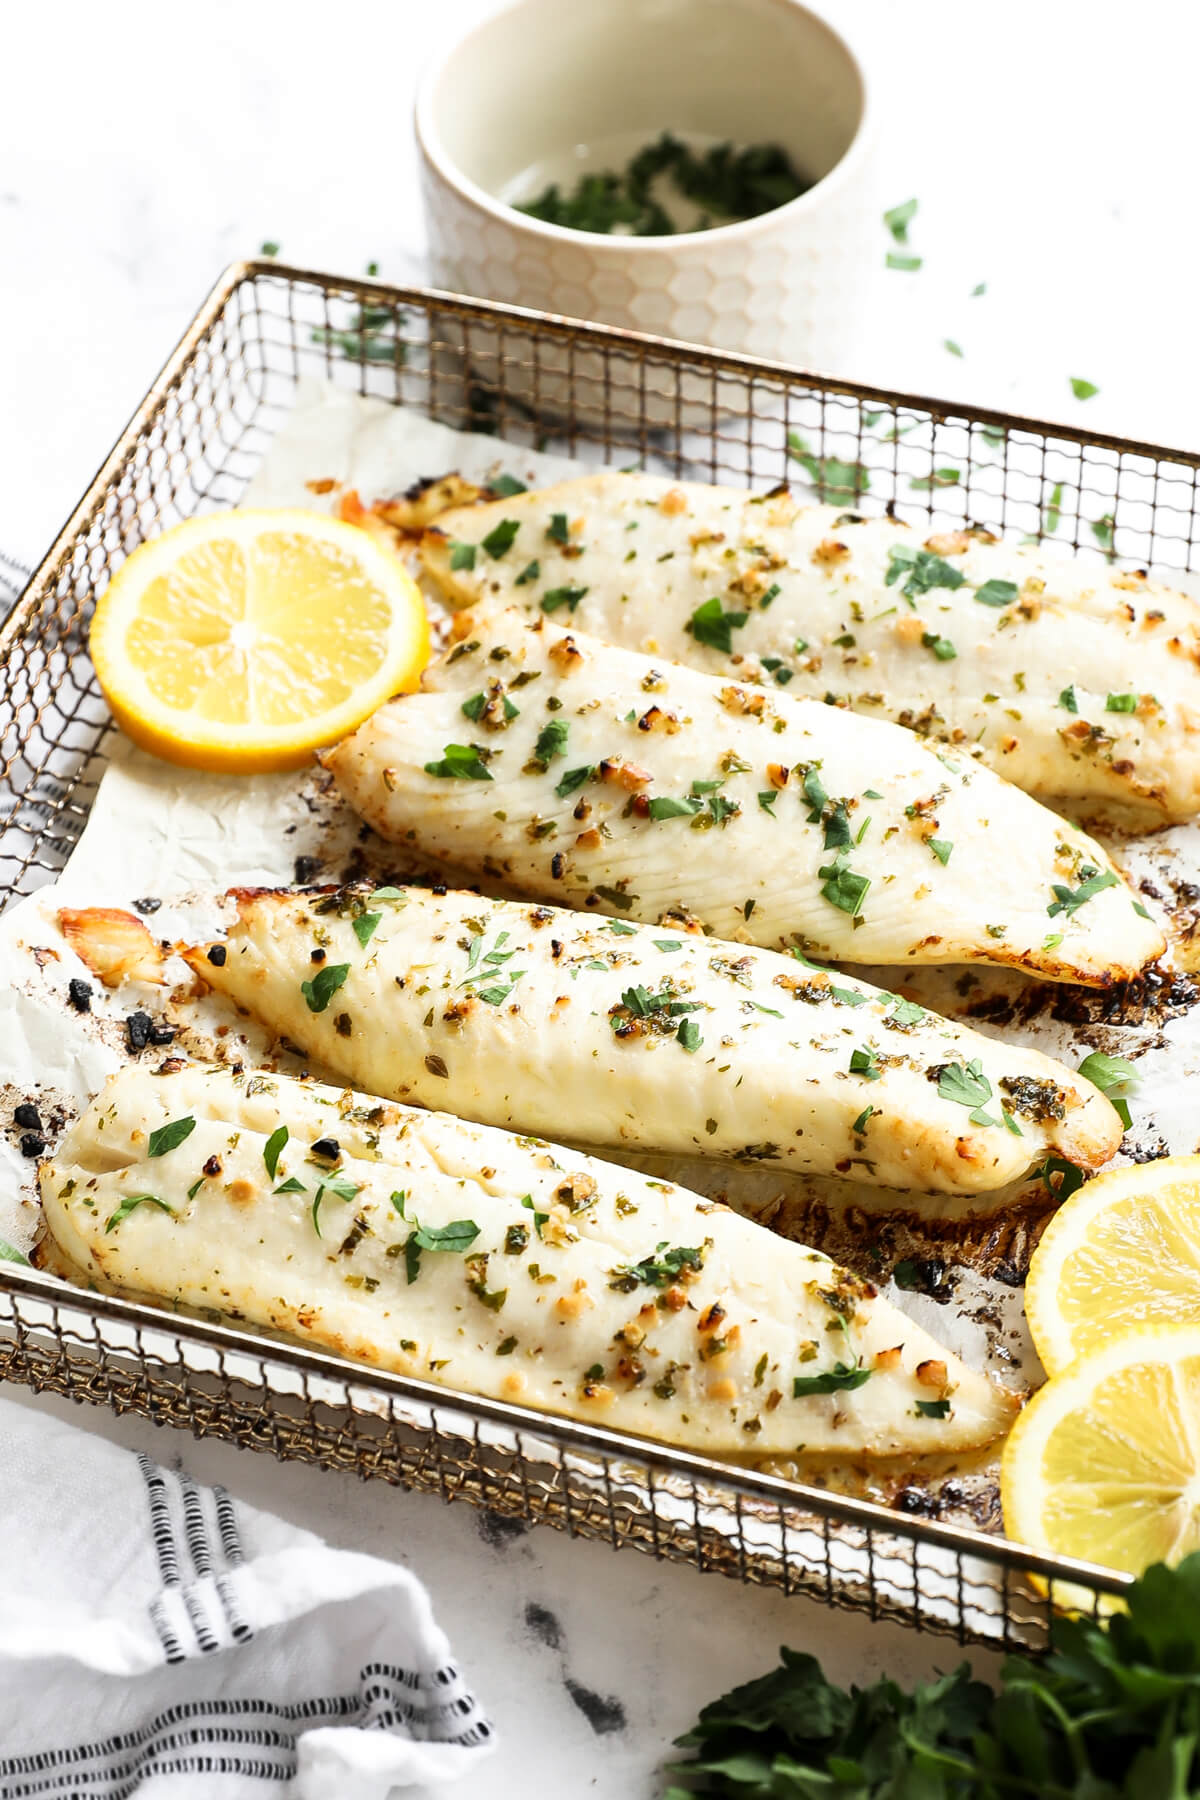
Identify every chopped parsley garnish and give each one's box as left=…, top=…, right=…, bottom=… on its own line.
left=851, top=1106, right=874, bottom=1133
left=608, top=920, right=638, bottom=935
left=104, top=1193, right=173, bottom=1233
left=884, top=545, right=966, bottom=603
left=943, top=339, right=964, bottom=358
left=1043, top=481, right=1064, bottom=535
left=515, top=559, right=540, bottom=585
left=1091, top=514, right=1115, bottom=551
left=547, top=512, right=570, bottom=545
left=1105, top=692, right=1139, bottom=713
left=910, top=467, right=960, bottom=491
left=686, top=596, right=748, bottom=654
left=273, top=1177, right=306, bottom=1195
left=786, top=433, right=871, bottom=502
left=1070, top=377, right=1099, bottom=401
left=300, top=962, right=350, bottom=1013
left=829, top=984, right=869, bottom=1007
left=555, top=764, right=594, bottom=798
left=889, top=998, right=926, bottom=1026
left=541, top=584, right=589, bottom=614
left=533, top=718, right=569, bottom=763
left=921, top=631, right=957, bottom=661
left=884, top=197, right=917, bottom=242
left=489, top=473, right=527, bottom=498
left=1059, top=685, right=1079, bottom=713
left=801, top=765, right=828, bottom=821
left=424, top=743, right=493, bottom=780
left=970, top=281, right=987, bottom=296
left=936, top=1058, right=1006, bottom=1128
left=886, top=252, right=922, bottom=272
left=147, top=1115, right=195, bottom=1158
left=609, top=1241, right=705, bottom=1292
left=819, top=859, right=870, bottom=917
left=462, top=691, right=518, bottom=724
left=928, top=837, right=953, bottom=865
left=1077, top=1051, right=1140, bottom=1129
left=915, top=1398, right=951, bottom=1419
left=975, top=579, right=1018, bottom=607
left=263, top=1125, right=288, bottom=1180
left=863, top=788, right=883, bottom=800
left=822, top=802, right=853, bottom=851
left=448, top=540, right=477, bottom=571
left=758, top=791, right=779, bottom=814
left=792, top=1362, right=872, bottom=1397
left=1047, top=867, right=1119, bottom=919
left=403, top=1217, right=481, bottom=1284
left=352, top=910, right=382, bottom=948
left=677, top=1019, right=703, bottom=1053
left=850, top=1046, right=881, bottom=1081
left=648, top=795, right=703, bottom=820
left=481, top=518, right=520, bottom=559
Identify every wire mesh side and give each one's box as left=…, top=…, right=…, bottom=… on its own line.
left=5, top=259, right=1188, bottom=1643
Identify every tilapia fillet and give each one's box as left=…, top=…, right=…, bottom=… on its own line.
left=421, top=472, right=1200, bottom=821
left=184, top=886, right=1122, bottom=1195
left=39, top=1063, right=1018, bottom=1458
left=326, top=608, right=1162, bottom=986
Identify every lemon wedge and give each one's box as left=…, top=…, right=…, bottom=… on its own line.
left=1026, top=1156, right=1200, bottom=1377
left=89, top=510, right=430, bottom=772
left=1002, top=1323, right=1200, bottom=1593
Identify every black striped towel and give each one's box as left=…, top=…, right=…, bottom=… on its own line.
left=0, top=1399, right=493, bottom=1796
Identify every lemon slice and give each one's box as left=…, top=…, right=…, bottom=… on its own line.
left=1026, top=1156, right=1200, bottom=1377
left=89, top=509, right=430, bottom=772
left=1001, top=1324, right=1200, bottom=1594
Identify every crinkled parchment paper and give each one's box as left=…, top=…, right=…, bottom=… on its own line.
left=6, top=376, right=1200, bottom=1521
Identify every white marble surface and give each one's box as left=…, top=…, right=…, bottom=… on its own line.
left=3, top=0, right=1200, bottom=1792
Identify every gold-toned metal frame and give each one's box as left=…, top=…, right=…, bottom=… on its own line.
left=8, top=260, right=1190, bottom=1647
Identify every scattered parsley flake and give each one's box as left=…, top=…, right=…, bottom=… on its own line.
left=448, top=540, right=477, bottom=571
left=424, top=743, right=492, bottom=781
left=300, top=962, right=350, bottom=1013
left=686, top=596, right=748, bottom=654
left=1070, top=377, right=1100, bottom=401
left=147, top=1115, right=195, bottom=1158
left=975, top=579, right=1018, bottom=607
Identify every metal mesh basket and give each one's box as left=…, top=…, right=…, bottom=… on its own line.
left=7, top=259, right=1186, bottom=1648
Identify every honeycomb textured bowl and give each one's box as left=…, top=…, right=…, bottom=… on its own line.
left=416, top=0, right=878, bottom=395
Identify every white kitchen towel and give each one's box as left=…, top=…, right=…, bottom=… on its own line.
left=0, top=1398, right=494, bottom=1798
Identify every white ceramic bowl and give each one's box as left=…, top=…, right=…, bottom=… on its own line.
left=415, top=0, right=877, bottom=381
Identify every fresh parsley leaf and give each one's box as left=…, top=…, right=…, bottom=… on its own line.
left=310, top=1173, right=360, bottom=1238
left=801, top=766, right=828, bottom=821
left=352, top=911, right=382, bottom=948
left=263, top=1125, right=288, bottom=1180
left=975, top=578, right=1018, bottom=607
left=1070, top=377, right=1100, bottom=400
left=462, top=691, right=517, bottom=724
left=884, top=545, right=966, bottom=603
left=757, top=791, right=778, bottom=814
left=970, top=280, right=987, bottom=296
left=921, top=631, right=957, bottom=661
left=937, top=1059, right=993, bottom=1112
left=489, top=474, right=527, bottom=498
left=300, top=962, right=350, bottom=1013
left=792, top=1362, right=872, bottom=1397
left=607, top=920, right=638, bottom=935
left=481, top=518, right=520, bottom=559
left=1059, top=684, right=1079, bottom=713
left=1091, top=513, right=1115, bottom=551
left=147, top=1115, right=195, bottom=1158
left=273, top=1176, right=306, bottom=1195
left=849, top=1046, right=881, bottom=1081
left=448, top=540, right=477, bottom=571
left=829, top=984, right=869, bottom=1007
left=819, top=861, right=870, bottom=916
left=1039, top=1153, right=1086, bottom=1202
left=928, top=837, right=953, bottom=864
left=910, top=467, right=961, bottom=490
left=889, top=998, right=926, bottom=1026
left=555, top=764, right=594, bottom=799
left=424, top=743, right=493, bottom=781
left=883, top=197, right=917, bottom=242
left=0, top=1237, right=30, bottom=1265
left=786, top=433, right=871, bottom=502
left=1078, top=1050, right=1140, bottom=1129
left=515, top=559, right=540, bottom=586
left=1105, top=692, right=1139, bottom=713
left=1043, top=480, right=1064, bottom=535
left=851, top=1106, right=874, bottom=1133
left=648, top=795, right=703, bottom=820
left=609, top=1242, right=705, bottom=1291
left=105, top=1193, right=173, bottom=1233
left=886, top=251, right=922, bottom=272
left=547, top=512, right=570, bottom=544
left=541, top=584, right=589, bottom=614
left=915, top=1398, right=951, bottom=1418
left=676, top=1019, right=702, bottom=1053
left=944, top=338, right=964, bottom=357
left=533, top=718, right=569, bottom=763
left=1047, top=867, right=1119, bottom=918
left=260, top=239, right=280, bottom=257
left=686, top=596, right=748, bottom=654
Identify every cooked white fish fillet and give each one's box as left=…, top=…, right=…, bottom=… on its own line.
left=181, top=886, right=1121, bottom=1195
left=326, top=607, right=1162, bottom=987
left=421, top=472, right=1200, bottom=821
left=39, top=1062, right=1019, bottom=1458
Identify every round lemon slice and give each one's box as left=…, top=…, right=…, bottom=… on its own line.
left=1001, top=1323, right=1200, bottom=1594
left=1026, top=1156, right=1200, bottom=1377
left=89, top=509, right=430, bottom=772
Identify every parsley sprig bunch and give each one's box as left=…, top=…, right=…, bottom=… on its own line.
left=665, top=1554, right=1200, bottom=1798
